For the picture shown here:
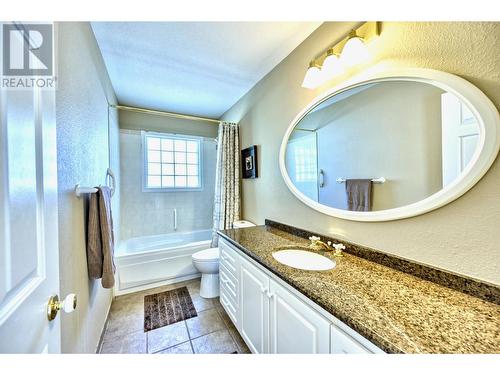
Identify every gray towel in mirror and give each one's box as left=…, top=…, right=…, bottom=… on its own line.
left=345, top=179, right=372, bottom=212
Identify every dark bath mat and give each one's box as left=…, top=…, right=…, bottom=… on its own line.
left=144, top=286, right=197, bottom=332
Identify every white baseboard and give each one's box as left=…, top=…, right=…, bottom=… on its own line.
left=113, top=273, right=201, bottom=296
left=95, top=295, right=113, bottom=354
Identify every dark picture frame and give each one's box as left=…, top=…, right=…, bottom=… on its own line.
left=241, top=145, right=258, bottom=179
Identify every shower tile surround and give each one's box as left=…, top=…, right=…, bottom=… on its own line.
left=119, top=129, right=217, bottom=240
left=217, top=221, right=500, bottom=353
left=99, top=278, right=249, bottom=354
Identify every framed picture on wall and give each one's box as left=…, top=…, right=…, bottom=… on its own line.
left=241, top=145, right=258, bottom=179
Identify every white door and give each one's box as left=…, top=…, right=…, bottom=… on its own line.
left=441, top=92, right=480, bottom=186
left=0, top=31, right=60, bottom=352
left=269, top=279, right=330, bottom=353
left=239, top=258, right=269, bottom=354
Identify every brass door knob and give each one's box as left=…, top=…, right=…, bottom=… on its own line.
left=47, top=293, right=77, bottom=321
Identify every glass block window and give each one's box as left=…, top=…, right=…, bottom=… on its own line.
left=295, top=146, right=317, bottom=182
left=143, top=132, right=202, bottom=190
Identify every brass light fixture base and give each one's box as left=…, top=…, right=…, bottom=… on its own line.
left=315, top=21, right=380, bottom=66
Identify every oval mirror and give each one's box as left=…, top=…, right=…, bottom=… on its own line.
left=279, top=68, right=500, bottom=221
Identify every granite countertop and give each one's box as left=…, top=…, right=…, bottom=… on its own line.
left=218, top=225, right=500, bottom=354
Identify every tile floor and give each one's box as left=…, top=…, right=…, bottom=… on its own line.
left=99, top=278, right=250, bottom=354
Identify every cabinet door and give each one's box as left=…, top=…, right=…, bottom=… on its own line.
left=239, top=258, right=270, bottom=354
left=269, top=279, right=330, bottom=353
left=331, top=325, right=373, bottom=354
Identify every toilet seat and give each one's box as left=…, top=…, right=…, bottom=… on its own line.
left=192, top=247, right=219, bottom=262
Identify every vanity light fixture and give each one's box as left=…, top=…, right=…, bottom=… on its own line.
left=302, top=61, right=323, bottom=89
left=340, top=30, right=371, bottom=67
left=321, top=48, right=345, bottom=81
left=301, top=22, right=380, bottom=89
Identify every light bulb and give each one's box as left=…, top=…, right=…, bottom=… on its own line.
left=340, top=31, right=371, bottom=67
left=321, top=49, right=345, bottom=80
left=301, top=61, right=322, bottom=89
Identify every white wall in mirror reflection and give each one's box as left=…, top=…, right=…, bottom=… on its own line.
left=279, top=68, right=499, bottom=221
left=285, top=81, right=479, bottom=211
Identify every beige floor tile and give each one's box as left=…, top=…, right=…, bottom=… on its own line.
left=116, top=278, right=200, bottom=299
left=191, top=330, right=238, bottom=354
left=215, top=304, right=235, bottom=330
left=213, top=297, right=223, bottom=308
left=186, top=280, right=201, bottom=295
left=114, top=292, right=143, bottom=306
left=101, top=278, right=251, bottom=355
left=191, top=295, right=215, bottom=312
left=100, top=331, right=146, bottom=354
left=185, top=308, right=225, bottom=339
left=141, top=283, right=184, bottom=297
left=156, top=341, right=194, bottom=354
left=228, top=327, right=251, bottom=354
left=147, top=321, right=190, bottom=353
left=110, top=297, right=143, bottom=319
left=105, top=310, right=144, bottom=337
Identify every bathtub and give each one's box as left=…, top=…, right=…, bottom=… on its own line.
left=115, top=229, right=212, bottom=294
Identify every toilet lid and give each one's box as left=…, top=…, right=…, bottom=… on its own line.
left=192, top=247, right=219, bottom=262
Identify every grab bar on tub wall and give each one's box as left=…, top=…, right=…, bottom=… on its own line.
left=173, top=208, right=177, bottom=231
left=106, top=168, right=116, bottom=196
left=319, top=169, right=325, bottom=188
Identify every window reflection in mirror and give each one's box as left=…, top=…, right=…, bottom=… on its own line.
left=285, top=81, right=480, bottom=212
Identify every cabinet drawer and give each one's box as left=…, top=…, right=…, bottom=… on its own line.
left=331, top=325, right=372, bottom=354
left=219, top=240, right=238, bottom=275
left=220, top=288, right=238, bottom=326
left=220, top=263, right=238, bottom=303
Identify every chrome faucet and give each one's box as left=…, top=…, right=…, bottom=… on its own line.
left=308, top=236, right=346, bottom=256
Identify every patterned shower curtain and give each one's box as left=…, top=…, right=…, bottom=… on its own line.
left=211, top=122, right=240, bottom=247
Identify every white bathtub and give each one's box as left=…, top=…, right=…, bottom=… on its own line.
left=115, top=229, right=212, bottom=294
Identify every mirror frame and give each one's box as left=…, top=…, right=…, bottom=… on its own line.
left=279, top=68, right=500, bottom=221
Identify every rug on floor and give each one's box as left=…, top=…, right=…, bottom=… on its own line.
left=144, top=286, right=198, bottom=332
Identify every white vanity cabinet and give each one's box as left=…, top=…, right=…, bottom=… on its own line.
left=219, top=238, right=384, bottom=354
left=269, top=279, right=330, bottom=353
left=330, top=325, right=373, bottom=354
left=239, top=257, right=270, bottom=353
left=219, top=240, right=240, bottom=327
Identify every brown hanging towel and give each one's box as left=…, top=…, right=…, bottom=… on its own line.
left=86, top=186, right=115, bottom=288
left=98, top=186, right=115, bottom=288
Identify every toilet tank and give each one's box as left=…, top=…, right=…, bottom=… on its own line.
left=232, top=220, right=256, bottom=228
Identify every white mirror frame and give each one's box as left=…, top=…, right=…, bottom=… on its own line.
left=279, top=68, right=500, bottom=222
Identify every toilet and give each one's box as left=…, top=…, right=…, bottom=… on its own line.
left=192, top=220, right=256, bottom=298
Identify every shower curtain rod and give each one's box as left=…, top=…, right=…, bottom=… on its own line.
left=110, top=104, right=221, bottom=124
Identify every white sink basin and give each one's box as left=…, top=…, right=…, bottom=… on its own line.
left=272, top=249, right=336, bottom=271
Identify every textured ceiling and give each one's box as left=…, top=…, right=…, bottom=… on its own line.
left=91, top=22, right=321, bottom=118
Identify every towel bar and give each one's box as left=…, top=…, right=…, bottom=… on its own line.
left=336, top=177, right=386, bottom=184
left=74, top=168, right=116, bottom=198
left=74, top=184, right=98, bottom=197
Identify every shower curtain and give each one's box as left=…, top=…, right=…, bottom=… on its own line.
left=211, top=122, right=240, bottom=247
